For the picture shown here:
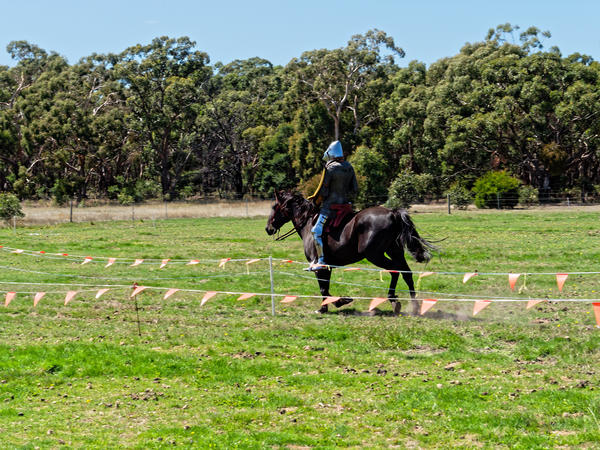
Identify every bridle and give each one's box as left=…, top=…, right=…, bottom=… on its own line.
left=270, top=201, right=297, bottom=241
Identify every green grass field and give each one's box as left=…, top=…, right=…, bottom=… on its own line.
left=1, top=209, right=600, bottom=448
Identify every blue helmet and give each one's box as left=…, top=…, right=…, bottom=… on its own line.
left=323, top=141, right=343, bottom=162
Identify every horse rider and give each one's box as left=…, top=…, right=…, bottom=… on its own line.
left=306, top=140, right=358, bottom=270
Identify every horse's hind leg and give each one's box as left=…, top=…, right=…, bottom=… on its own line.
left=365, top=253, right=403, bottom=316
left=388, top=246, right=419, bottom=316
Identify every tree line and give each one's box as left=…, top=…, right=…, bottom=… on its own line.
left=1, top=24, right=599, bottom=206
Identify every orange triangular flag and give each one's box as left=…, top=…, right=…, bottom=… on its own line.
left=5, top=292, right=16, bottom=307
left=281, top=295, right=297, bottom=303
left=160, top=259, right=170, bottom=269
left=64, top=290, right=78, bottom=305
left=343, top=267, right=361, bottom=271
left=187, top=259, right=200, bottom=265
left=473, top=300, right=491, bottom=316
left=163, top=288, right=180, bottom=300
left=508, top=273, right=521, bottom=291
left=95, top=288, right=109, bottom=299
left=200, top=291, right=217, bottom=306
left=369, top=297, right=388, bottom=311
left=131, top=286, right=148, bottom=297
left=105, top=258, right=116, bottom=268
left=237, top=293, right=255, bottom=301
left=593, top=303, right=600, bottom=328
left=321, top=296, right=341, bottom=306
left=130, top=259, right=144, bottom=267
left=463, top=272, right=478, bottom=283
left=82, top=256, right=93, bottom=265
left=420, top=299, right=437, bottom=315
left=556, top=273, right=568, bottom=292
left=33, top=292, right=46, bottom=307
left=526, top=299, right=545, bottom=309
left=219, top=258, right=231, bottom=268
left=419, top=271, right=436, bottom=279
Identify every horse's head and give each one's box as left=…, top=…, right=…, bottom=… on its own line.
left=265, top=191, right=293, bottom=235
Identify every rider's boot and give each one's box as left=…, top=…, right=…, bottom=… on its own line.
left=307, top=249, right=328, bottom=272
left=306, top=214, right=329, bottom=271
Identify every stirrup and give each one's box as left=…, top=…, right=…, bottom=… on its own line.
left=304, top=261, right=330, bottom=272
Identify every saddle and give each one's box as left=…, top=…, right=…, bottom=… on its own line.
left=324, top=203, right=355, bottom=234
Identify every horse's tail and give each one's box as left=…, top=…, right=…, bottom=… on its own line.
left=392, top=209, right=437, bottom=263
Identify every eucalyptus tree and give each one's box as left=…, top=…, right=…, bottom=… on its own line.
left=39, top=54, right=129, bottom=201
left=379, top=60, right=432, bottom=176
left=0, top=42, right=69, bottom=197
left=197, top=57, right=285, bottom=196
left=0, top=41, right=68, bottom=194
left=114, top=36, right=211, bottom=198
left=286, top=29, right=404, bottom=141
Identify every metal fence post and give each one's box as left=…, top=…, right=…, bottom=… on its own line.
left=70, top=198, right=73, bottom=223
left=447, top=193, right=451, bottom=215
left=269, top=256, right=275, bottom=316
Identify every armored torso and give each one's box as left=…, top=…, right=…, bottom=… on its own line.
left=318, top=160, right=358, bottom=210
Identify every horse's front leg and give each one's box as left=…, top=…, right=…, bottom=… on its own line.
left=315, top=268, right=332, bottom=314
left=400, top=270, right=419, bottom=316
left=387, top=271, right=402, bottom=316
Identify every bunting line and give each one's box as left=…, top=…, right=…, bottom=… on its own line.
left=2, top=246, right=600, bottom=280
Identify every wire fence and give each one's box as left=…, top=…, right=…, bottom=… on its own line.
left=5, top=190, right=600, bottom=227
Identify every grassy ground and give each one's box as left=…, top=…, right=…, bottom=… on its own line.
left=0, top=209, right=599, bottom=448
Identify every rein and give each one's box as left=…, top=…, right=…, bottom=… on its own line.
left=275, top=227, right=297, bottom=241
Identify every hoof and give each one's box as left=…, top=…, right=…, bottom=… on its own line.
left=315, top=306, right=328, bottom=314
left=393, top=302, right=402, bottom=316
left=334, top=297, right=353, bottom=308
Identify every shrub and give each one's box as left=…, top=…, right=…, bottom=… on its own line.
left=133, top=179, right=161, bottom=201
left=0, top=192, right=25, bottom=223
left=518, top=185, right=538, bottom=206
left=117, top=192, right=134, bottom=205
left=386, top=170, right=435, bottom=209
left=472, top=171, right=520, bottom=209
left=446, top=183, right=472, bottom=210
left=51, top=179, right=74, bottom=206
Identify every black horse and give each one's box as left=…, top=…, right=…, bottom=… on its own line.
left=265, top=191, right=434, bottom=315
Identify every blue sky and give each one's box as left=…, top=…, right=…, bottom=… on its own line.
left=1, top=0, right=598, bottom=67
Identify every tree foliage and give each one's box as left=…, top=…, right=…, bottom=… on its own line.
left=1, top=25, right=600, bottom=204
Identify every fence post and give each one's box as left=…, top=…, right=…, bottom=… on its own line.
left=269, top=256, right=275, bottom=316
left=497, top=192, right=500, bottom=209
left=245, top=197, right=249, bottom=218
left=12, top=216, right=16, bottom=234
left=447, top=193, right=451, bottom=215
left=70, top=198, right=74, bottom=223
left=164, top=200, right=168, bottom=219
left=131, top=203, right=135, bottom=222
